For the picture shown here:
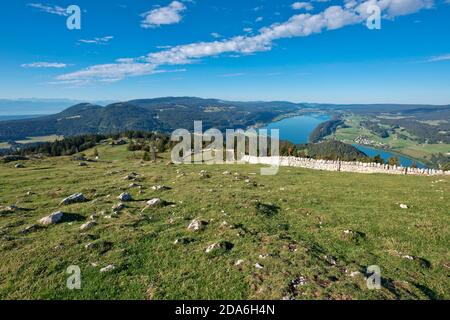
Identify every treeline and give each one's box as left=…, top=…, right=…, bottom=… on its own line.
left=309, top=118, right=346, bottom=143
left=280, top=140, right=367, bottom=161
left=379, top=118, right=450, bottom=144
left=14, top=131, right=173, bottom=157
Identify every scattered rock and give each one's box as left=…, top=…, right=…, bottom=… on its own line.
left=146, top=198, right=165, bottom=207
left=222, top=171, right=231, bottom=175
left=199, top=170, right=210, bottom=178
left=152, top=185, right=171, bottom=191
left=118, top=192, right=132, bottom=202
left=220, top=221, right=230, bottom=228
left=39, top=211, right=64, bottom=226
left=128, top=183, right=140, bottom=188
left=205, top=241, right=233, bottom=254
left=0, top=205, right=19, bottom=214
left=100, top=265, right=116, bottom=273
left=15, top=163, right=25, bottom=168
left=400, top=204, right=408, bottom=209
left=60, top=193, right=87, bottom=205
left=235, top=259, right=244, bottom=266
left=79, top=162, right=88, bottom=167
left=124, top=172, right=139, bottom=181
left=255, top=263, right=264, bottom=269
left=187, top=219, right=206, bottom=231
left=349, top=271, right=361, bottom=277
left=80, top=221, right=97, bottom=231
left=173, top=238, right=194, bottom=245
left=290, top=276, right=307, bottom=288
left=21, top=224, right=40, bottom=234
left=112, top=203, right=126, bottom=213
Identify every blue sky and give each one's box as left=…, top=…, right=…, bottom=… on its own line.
left=0, top=0, right=449, bottom=104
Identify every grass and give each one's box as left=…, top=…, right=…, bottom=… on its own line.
left=0, top=142, right=11, bottom=149
left=0, top=143, right=449, bottom=300
left=15, top=135, right=64, bottom=144
left=332, top=116, right=450, bottom=162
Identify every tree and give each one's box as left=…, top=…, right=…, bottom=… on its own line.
left=372, top=154, right=384, bottom=164
left=143, top=151, right=151, bottom=162
left=388, top=157, right=400, bottom=166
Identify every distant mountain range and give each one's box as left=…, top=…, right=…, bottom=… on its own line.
left=0, top=97, right=303, bottom=141
left=0, top=97, right=448, bottom=141
left=0, top=98, right=116, bottom=116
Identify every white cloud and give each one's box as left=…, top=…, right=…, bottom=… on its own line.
left=141, top=1, right=186, bottom=28
left=220, top=73, right=247, bottom=77
left=255, top=16, right=264, bottom=22
left=28, top=3, right=68, bottom=16
left=427, top=54, right=450, bottom=62
left=22, top=62, right=68, bottom=68
left=291, top=2, right=314, bottom=11
left=211, top=32, right=222, bottom=38
left=57, top=0, right=434, bottom=84
left=78, top=36, right=114, bottom=45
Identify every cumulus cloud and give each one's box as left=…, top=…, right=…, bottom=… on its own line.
left=57, top=0, right=434, bottom=84
left=211, top=32, right=222, bottom=38
left=22, top=62, right=68, bottom=68
left=78, top=36, right=114, bottom=45
left=141, top=1, right=186, bottom=28
left=28, top=3, right=68, bottom=16
left=291, top=2, right=314, bottom=11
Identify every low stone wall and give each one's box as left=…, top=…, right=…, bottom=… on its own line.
left=242, top=156, right=450, bottom=176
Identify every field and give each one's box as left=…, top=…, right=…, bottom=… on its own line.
left=332, top=116, right=450, bottom=162
left=14, top=135, right=64, bottom=144
left=0, top=143, right=449, bottom=300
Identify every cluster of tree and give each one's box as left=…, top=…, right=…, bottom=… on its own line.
left=13, top=131, right=174, bottom=157
left=360, top=120, right=390, bottom=138
left=379, top=118, right=450, bottom=144
left=430, top=153, right=450, bottom=171
left=309, top=118, right=346, bottom=143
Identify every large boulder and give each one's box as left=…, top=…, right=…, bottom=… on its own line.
left=39, top=211, right=64, bottom=226
left=60, top=193, right=87, bottom=205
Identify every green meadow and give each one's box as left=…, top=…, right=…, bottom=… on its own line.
left=0, top=144, right=449, bottom=300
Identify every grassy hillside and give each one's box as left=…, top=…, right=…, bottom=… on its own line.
left=331, top=115, right=450, bottom=163
left=0, top=144, right=449, bottom=300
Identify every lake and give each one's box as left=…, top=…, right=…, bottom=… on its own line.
left=263, top=114, right=427, bottom=168
left=353, top=145, right=426, bottom=169
left=262, top=114, right=330, bottom=144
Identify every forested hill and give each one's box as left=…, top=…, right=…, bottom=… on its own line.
left=0, top=97, right=302, bottom=141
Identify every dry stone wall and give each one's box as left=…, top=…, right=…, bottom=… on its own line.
left=242, top=156, right=450, bottom=176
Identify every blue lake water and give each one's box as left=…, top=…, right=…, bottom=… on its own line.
left=263, top=113, right=427, bottom=168
left=262, top=114, right=331, bottom=144
left=353, top=145, right=426, bottom=168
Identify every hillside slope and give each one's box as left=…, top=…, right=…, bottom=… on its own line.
left=0, top=97, right=302, bottom=141
left=0, top=145, right=448, bottom=299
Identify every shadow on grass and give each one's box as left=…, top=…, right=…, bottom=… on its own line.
left=59, top=213, right=86, bottom=223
